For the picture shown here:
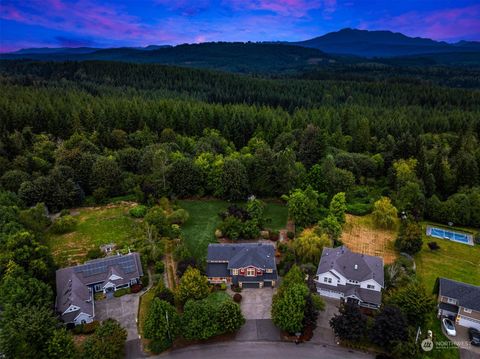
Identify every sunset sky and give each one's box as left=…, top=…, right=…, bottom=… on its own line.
left=1, top=0, right=479, bottom=52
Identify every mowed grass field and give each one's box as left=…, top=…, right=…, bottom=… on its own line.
left=47, top=202, right=138, bottom=267
left=179, top=199, right=288, bottom=261
left=416, top=223, right=480, bottom=294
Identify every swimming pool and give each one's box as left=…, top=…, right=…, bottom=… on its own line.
left=426, top=226, right=474, bottom=246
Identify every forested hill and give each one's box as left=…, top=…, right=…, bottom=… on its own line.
left=0, top=59, right=479, bottom=226
left=0, top=42, right=334, bottom=74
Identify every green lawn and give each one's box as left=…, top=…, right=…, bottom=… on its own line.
left=206, top=291, right=231, bottom=305
left=47, top=203, right=138, bottom=267
left=264, top=201, right=288, bottom=231
left=179, top=199, right=229, bottom=262
left=179, top=199, right=287, bottom=261
left=416, top=223, right=480, bottom=294
left=415, top=223, right=479, bottom=359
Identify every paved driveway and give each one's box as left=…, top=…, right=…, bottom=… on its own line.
left=441, top=324, right=480, bottom=359
left=238, top=287, right=276, bottom=320
left=235, top=319, right=281, bottom=341
left=311, top=297, right=340, bottom=345
left=154, top=341, right=374, bottom=359
left=95, top=293, right=145, bottom=358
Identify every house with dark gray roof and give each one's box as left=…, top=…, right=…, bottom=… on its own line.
left=315, top=246, right=384, bottom=309
left=437, top=278, right=480, bottom=331
left=56, top=252, right=143, bottom=326
left=206, top=243, right=278, bottom=288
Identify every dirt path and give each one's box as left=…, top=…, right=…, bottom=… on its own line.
left=164, top=253, right=178, bottom=289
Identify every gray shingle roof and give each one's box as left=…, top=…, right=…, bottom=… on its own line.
left=56, top=252, right=143, bottom=322
left=316, top=246, right=384, bottom=287
left=206, top=263, right=229, bottom=278
left=207, top=243, right=276, bottom=270
left=438, top=278, right=480, bottom=312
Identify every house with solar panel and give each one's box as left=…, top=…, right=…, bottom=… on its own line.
left=206, top=243, right=278, bottom=288
left=315, top=246, right=384, bottom=309
left=55, top=252, right=143, bottom=325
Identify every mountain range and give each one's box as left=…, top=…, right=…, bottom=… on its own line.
left=1, top=29, right=479, bottom=72
left=291, top=28, right=480, bottom=57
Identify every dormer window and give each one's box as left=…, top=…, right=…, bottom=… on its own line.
left=232, top=269, right=239, bottom=275
left=246, top=268, right=255, bottom=277
left=447, top=297, right=456, bottom=304
left=367, top=284, right=375, bottom=289
left=266, top=269, right=273, bottom=273
left=324, top=277, right=332, bottom=283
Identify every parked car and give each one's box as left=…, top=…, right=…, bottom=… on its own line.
left=442, top=318, right=456, bottom=336
left=469, top=328, right=480, bottom=346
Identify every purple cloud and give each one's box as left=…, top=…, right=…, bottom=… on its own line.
left=362, top=5, right=480, bottom=41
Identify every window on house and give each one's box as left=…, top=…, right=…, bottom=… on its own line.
left=246, top=268, right=255, bottom=277
left=232, top=269, right=238, bottom=275
left=323, top=277, right=332, bottom=283
left=464, top=308, right=472, bottom=314
left=447, top=297, right=456, bottom=304
left=94, top=284, right=102, bottom=292
left=367, top=284, right=375, bottom=289
left=266, top=269, right=273, bottom=273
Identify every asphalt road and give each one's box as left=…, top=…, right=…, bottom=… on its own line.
left=153, top=341, right=373, bottom=359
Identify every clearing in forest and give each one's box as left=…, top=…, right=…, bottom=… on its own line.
left=47, top=202, right=138, bottom=267
left=341, top=214, right=399, bottom=264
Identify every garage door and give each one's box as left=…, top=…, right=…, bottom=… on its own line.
left=241, top=282, right=260, bottom=288
left=263, top=281, right=272, bottom=287
left=318, top=288, right=343, bottom=299
left=458, top=316, right=480, bottom=331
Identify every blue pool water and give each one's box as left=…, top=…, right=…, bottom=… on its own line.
left=428, top=227, right=472, bottom=245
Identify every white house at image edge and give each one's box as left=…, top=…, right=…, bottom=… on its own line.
left=55, top=252, right=143, bottom=326
left=315, top=246, right=384, bottom=309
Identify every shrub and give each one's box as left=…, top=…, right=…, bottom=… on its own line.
left=167, top=209, right=189, bottom=225
left=72, top=321, right=100, bottom=334
left=86, top=247, right=103, bottom=260
left=217, top=301, right=245, bottom=333
left=155, top=261, right=165, bottom=274
left=231, top=284, right=242, bottom=293
left=233, top=293, right=242, bottom=303
left=113, top=287, right=131, bottom=297
left=60, top=209, right=70, bottom=217
left=269, top=230, right=279, bottom=241
left=427, top=241, right=440, bottom=250
left=141, top=275, right=149, bottom=287
left=474, top=232, right=480, bottom=245
left=154, top=284, right=175, bottom=305
left=129, top=205, right=147, bottom=218
left=51, top=215, right=78, bottom=234
left=220, top=283, right=227, bottom=291
left=131, top=284, right=142, bottom=293
left=287, top=231, right=295, bottom=239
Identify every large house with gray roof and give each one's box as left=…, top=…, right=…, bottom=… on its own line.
left=315, top=246, right=384, bottom=309
left=206, top=243, right=278, bottom=288
left=437, top=278, right=480, bottom=331
left=56, top=252, right=143, bottom=326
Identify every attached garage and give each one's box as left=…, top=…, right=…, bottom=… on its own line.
left=458, top=315, right=480, bottom=331
left=240, top=282, right=260, bottom=288
left=318, top=288, right=343, bottom=299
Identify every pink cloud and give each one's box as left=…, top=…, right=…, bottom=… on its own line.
left=0, top=0, right=183, bottom=45
left=226, top=0, right=336, bottom=18
left=363, top=5, right=480, bottom=41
